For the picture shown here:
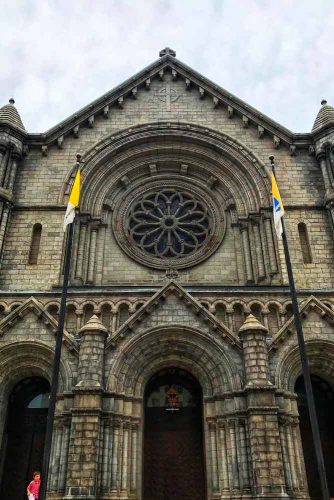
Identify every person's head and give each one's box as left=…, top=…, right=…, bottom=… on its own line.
left=33, top=472, right=41, bottom=481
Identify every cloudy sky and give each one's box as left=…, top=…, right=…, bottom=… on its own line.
left=1, top=0, right=333, bottom=133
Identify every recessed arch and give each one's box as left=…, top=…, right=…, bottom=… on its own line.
left=275, top=339, right=334, bottom=391
left=107, top=325, right=242, bottom=398
left=0, top=376, right=50, bottom=499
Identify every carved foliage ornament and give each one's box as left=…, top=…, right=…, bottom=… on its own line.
left=112, top=179, right=225, bottom=269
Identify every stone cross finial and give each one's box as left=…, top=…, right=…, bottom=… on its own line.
left=159, top=47, right=176, bottom=57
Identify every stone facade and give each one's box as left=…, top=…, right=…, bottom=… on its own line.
left=0, top=48, right=334, bottom=499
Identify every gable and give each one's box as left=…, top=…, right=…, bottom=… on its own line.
left=107, top=280, right=241, bottom=351
left=0, top=297, right=77, bottom=352
left=269, top=295, right=334, bottom=351
left=24, top=49, right=311, bottom=154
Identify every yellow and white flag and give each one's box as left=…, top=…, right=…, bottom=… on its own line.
left=271, top=173, right=285, bottom=239
left=64, top=169, right=80, bottom=231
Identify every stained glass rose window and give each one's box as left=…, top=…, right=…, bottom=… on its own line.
left=128, top=190, right=210, bottom=258
left=112, top=179, right=225, bottom=270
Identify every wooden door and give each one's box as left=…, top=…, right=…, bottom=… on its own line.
left=143, top=368, right=206, bottom=500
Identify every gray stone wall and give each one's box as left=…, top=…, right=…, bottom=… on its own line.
left=0, top=58, right=333, bottom=499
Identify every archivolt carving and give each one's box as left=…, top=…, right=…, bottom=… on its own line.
left=107, top=325, right=242, bottom=397
left=0, top=341, right=72, bottom=395
left=275, top=339, right=334, bottom=391
left=60, top=122, right=271, bottom=218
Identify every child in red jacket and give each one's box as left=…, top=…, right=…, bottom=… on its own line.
left=27, top=471, right=41, bottom=500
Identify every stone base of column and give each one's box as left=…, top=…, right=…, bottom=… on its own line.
left=283, top=492, right=310, bottom=500
left=251, top=484, right=289, bottom=498
left=119, top=490, right=129, bottom=499
left=63, top=486, right=96, bottom=499
left=220, top=493, right=252, bottom=500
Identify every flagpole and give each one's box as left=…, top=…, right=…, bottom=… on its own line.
left=270, top=156, right=329, bottom=500
left=39, top=154, right=81, bottom=500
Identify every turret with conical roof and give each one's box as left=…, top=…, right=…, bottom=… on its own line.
left=0, top=99, right=26, bottom=266
left=239, top=314, right=286, bottom=496
left=0, top=98, right=25, bottom=132
left=76, top=314, right=108, bottom=389
left=312, top=99, right=334, bottom=134
left=312, top=100, right=334, bottom=233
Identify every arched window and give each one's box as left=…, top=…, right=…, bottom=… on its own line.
left=101, top=303, right=112, bottom=331
left=83, top=303, right=94, bottom=325
left=233, top=303, right=245, bottom=333
left=298, top=223, right=312, bottom=264
left=215, top=304, right=226, bottom=324
left=268, top=304, right=280, bottom=335
left=28, top=223, right=42, bottom=264
left=118, top=304, right=129, bottom=327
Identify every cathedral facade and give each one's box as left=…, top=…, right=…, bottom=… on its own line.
left=0, top=48, right=334, bottom=500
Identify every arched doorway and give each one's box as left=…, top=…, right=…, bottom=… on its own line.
left=295, top=374, right=334, bottom=499
left=0, top=377, right=50, bottom=500
left=143, top=368, right=206, bottom=500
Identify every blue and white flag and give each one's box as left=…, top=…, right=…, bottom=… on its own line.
left=271, top=173, right=285, bottom=239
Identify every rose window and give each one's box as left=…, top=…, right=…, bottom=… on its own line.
left=112, top=178, right=225, bottom=270
left=128, top=190, right=210, bottom=258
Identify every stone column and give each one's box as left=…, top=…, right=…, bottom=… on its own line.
left=87, top=225, right=98, bottom=284
left=64, top=316, right=107, bottom=500
left=317, top=148, right=334, bottom=237
left=239, top=314, right=286, bottom=498
left=238, top=418, right=251, bottom=493
left=7, top=151, right=20, bottom=190
left=240, top=223, right=254, bottom=283
left=74, top=219, right=88, bottom=284
left=208, top=421, right=220, bottom=496
left=0, top=203, right=11, bottom=261
left=120, top=422, right=130, bottom=498
left=110, top=420, right=120, bottom=496
left=231, top=210, right=245, bottom=284
left=264, top=216, right=278, bottom=275
left=0, top=143, right=7, bottom=185
left=130, top=423, right=138, bottom=495
left=218, top=421, right=230, bottom=497
left=252, top=218, right=266, bottom=281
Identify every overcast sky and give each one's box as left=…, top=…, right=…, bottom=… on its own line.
left=1, top=0, right=333, bottom=133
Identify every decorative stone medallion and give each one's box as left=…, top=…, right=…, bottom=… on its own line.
left=112, top=178, right=225, bottom=269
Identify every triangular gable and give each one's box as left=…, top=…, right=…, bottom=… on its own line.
left=26, top=49, right=311, bottom=150
left=0, top=296, right=78, bottom=352
left=269, top=295, right=334, bottom=351
left=106, top=280, right=241, bottom=350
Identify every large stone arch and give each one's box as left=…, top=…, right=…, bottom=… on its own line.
left=107, top=325, right=242, bottom=398
left=60, top=122, right=271, bottom=218
left=0, top=340, right=72, bottom=449
left=275, top=339, right=334, bottom=391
